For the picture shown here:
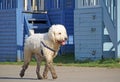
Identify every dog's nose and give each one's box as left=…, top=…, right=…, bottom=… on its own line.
left=65, top=37, right=67, bottom=40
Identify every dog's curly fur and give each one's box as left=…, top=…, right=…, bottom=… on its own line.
left=19, top=24, right=67, bottom=79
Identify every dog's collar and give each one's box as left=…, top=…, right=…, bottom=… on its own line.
left=41, top=41, right=56, bottom=53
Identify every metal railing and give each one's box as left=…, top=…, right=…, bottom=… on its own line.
left=77, top=0, right=100, bottom=8
left=104, top=0, right=117, bottom=27
left=24, top=0, right=44, bottom=11
left=0, top=0, right=16, bottom=10
left=76, top=0, right=117, bottom=27
left=24, top=14, right=30, bottom=36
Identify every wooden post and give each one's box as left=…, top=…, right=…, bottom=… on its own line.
left=32, top=0, right=37, bottom=10
left=24, top=0, right=28, bottom=10
left=117, top=0, right=120, bottom=58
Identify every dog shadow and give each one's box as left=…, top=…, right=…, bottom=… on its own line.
left=0, top=76, right=55, bottom=81
left=0, top=76, right=37, bottom=80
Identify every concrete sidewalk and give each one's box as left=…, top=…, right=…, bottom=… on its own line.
left=0, top=65, right=120, bottom=82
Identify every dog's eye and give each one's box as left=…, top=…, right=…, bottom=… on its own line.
left=59, top=32, right=61, bottom=35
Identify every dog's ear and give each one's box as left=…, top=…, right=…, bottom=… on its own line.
left=48, top=25, right=56, bottom=43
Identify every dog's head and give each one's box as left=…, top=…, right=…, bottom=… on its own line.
left=48, top=24, right=68, bottom=45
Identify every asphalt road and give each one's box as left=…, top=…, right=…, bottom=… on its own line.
left=0, top=65, right=120, bottom=82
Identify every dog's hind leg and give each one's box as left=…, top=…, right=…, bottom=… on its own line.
left=35, top=55, right=43, bottom=79
left=19, top=50, right=32, bottom=78
left=43, top=64, right=49, bottom=79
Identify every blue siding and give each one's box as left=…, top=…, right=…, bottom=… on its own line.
left=48, top=10, right=63, bottom=24
left=74, top=7, right=103, bottom=60
left=0, top=9, right=17, bottom=61
left=64, top=10, right=74, bottom=35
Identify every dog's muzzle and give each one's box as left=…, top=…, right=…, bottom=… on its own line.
left=57, top=37, right=67, bottom=45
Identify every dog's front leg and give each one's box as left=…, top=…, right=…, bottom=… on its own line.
left=43, top=48, right=58, bottom=79
left=44, top=54, right=57, bottom=79
left=46, top=61, right=57, bottom=79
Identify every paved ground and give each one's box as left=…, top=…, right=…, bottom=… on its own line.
left=0, top=65, right=120, bottom=82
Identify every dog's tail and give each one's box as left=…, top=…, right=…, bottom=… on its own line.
left=29, top=29, right=34, bottom=35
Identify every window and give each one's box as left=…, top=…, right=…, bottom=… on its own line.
left=12, top=0, right=16, bottom=9
left=68, top=35, right=73, bottom=44
left=0, top=0, right=2, bottom=9
left=38, top=0, right=44, bottom=10
left=2, top=0, right=6, bottom=9
left=51, top=0, right=60, bottom=9
left=7, top=0, right=11, bottom=9
left=66, top=0, right=72, bottom=8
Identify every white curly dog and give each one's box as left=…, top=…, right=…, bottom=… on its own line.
left=20, top=24, right=68, bottom=79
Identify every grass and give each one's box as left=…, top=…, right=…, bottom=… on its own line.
left=0, top=54, right=120, bottom=68
left=54, top=54, right=120, bottom=68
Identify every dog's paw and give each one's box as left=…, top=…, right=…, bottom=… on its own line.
left=37, top=75, right=43, bottom=80
left=19, top=72, right=24, bottom=78
left=53, top=75, right=58, bottom=79
left=37, top=77, right=43, bottom=80
left=43, top=75, right=48, bottom=79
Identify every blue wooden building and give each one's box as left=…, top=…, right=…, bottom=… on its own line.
left=0, top=0, right=74, bottom=61
left=0, top=0, right=119, bottom=61
left=74, top=0, right=120, bottom=60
